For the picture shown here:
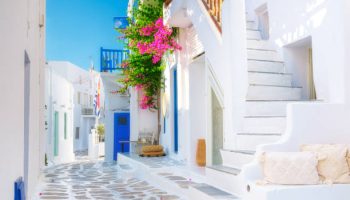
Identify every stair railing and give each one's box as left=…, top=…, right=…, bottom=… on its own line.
left=201, top=0, right=223, bottom=32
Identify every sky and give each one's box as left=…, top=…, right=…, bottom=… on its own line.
left=46, top=0, right=129, bottom=70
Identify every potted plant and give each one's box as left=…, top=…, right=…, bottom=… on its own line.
left=96, top=124, right=105, bottom=143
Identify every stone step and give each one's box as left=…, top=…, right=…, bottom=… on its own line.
left=189, top=183, right=240, bottom=200
left=220, top=149, right=255, bottom=169
left=247, top=49, right=284, bottom=62
left=245, top=100, right=300, bottom=117
left=236, top=133, right=282, bottom=151
left=247, top=84, right=302, bottom=100
left=207, top=165, right=241, bottom=175
left=246, top=21, right=256, bottom=29
left=241, top=116, right=286, bottom=133
left=248, top=60, right=285, bottom=73
left=248, top=71, right=292, bottom=87
left=246, top=30, right=261, bottom=40
left=247, top=39, right=275, bottom=50
left=206, top=166, right=244, bottom=196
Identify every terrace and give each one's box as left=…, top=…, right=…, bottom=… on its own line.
left=100, top=47, right=129, bottom=72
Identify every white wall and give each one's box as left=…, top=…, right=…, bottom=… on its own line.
left=187, top=58, right=207, bottom=165
left=46, top=66, right=75, bottom=164
left=48, top=61, right=98, bottom=154
left=100, top=73, right=130, bottom=161
left=0, top=0, right=46, bottom=198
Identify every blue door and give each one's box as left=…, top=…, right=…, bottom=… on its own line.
left=173, top=68, right=179, bottom=153
left=114, top=112, right=130, bottom=161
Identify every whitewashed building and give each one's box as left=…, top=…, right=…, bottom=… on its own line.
left=45, top=61, right=99, bottom=163
left=129, top=0, right=350, bottom=199
left=0, top=0, right=46, bottom=199
left=99, top=72, right=130, bottom=161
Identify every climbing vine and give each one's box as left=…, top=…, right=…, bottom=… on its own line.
left=118, top=0, right=181, bottom=110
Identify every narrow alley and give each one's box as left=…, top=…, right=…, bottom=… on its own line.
left=34, top=153, right=182, bottom=200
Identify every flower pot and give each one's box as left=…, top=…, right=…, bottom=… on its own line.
left=196, top=139, right=206, bottom=167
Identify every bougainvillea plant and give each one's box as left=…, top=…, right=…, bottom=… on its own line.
left=118, top=0, right=181, bottom=110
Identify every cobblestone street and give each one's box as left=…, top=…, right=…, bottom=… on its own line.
left=34, top=156, right=181, bottom=200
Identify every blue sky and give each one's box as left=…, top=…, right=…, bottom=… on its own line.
left=46, top=0, right=129, bottom=69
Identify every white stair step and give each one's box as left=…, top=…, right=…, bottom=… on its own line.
left=241, top=116, right=286, bottom=133
left=247, top=49, right=284, bottom=62
left=189, top=183, right=240, bottom=200
left=236, top=133, right=282, bottom=151
left=248, top=60, right=285, bottom=73
left=248, top=71, right=292, bottom=87
left=247, top=85, right=302, bottom=100
left=246, top=21, right=256, bottom=29
left=245, top=100, right=300, bottom=117
left=247, top=30, right=261, bottom=40
left=247, top=39, right=274, bottom=50
left=206, top=166, right=245, bottom=196
left=220, top=149, right=255, bottom=169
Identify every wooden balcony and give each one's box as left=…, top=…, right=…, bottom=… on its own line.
left=164, top=0, right=172, bottom=7
left=201, top=0, right=223, bottom=32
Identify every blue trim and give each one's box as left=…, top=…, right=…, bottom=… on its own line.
left=100, top=48, right=129, bottom=72
left=173, top=68, right=178, bottom=153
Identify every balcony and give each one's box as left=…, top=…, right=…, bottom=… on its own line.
left=201, top=0, right=223, bottom=32
left=100, top=47, right=129, bottom=72
left=164, top=0, right=172, bottom=7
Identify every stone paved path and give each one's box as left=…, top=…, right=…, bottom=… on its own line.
left=34, top=159, right=181, bottom=200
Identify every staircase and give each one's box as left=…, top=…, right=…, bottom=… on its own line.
left=206, top=17, right=305, bottom=195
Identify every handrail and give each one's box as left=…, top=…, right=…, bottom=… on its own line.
left=201, top=0, right=223, bottom=32
left=100, top=47, right=129, bottom=72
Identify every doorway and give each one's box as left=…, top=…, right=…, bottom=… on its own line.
left=53, top=111, right=59, bottom=156
left=113, top=112, right=130, bottom=160
left=256, top=4, right=269, bottom=40
left=211, top=89, right=223, bottom=165
left=308, top=48, right=317, bottom=100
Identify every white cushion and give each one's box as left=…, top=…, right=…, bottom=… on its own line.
left=301, top=144, right=350, bottom=183
left=260, top=152, right=320, bottom=185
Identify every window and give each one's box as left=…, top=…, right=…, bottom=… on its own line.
left=118, top=117, right=127, bottom=125
left=77, top=92, right=81, bottom=104
left=90, top=95, right=94, bottom=106
left=64, top=113, right=67, bottom=140
left=84, top=93, right=88, bottom=106
left=75, top=127, right=80, bottom=139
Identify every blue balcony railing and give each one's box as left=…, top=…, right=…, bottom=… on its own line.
left=100, top=47, right=129, bottom=72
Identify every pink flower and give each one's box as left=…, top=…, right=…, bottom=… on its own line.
left=140, top=25, right=156, bottom=36
left=135, top=84, right=143, bottom=91
left=140, top=95, right=153, bottom=109
left=152, top=55, right=162, bottom=64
